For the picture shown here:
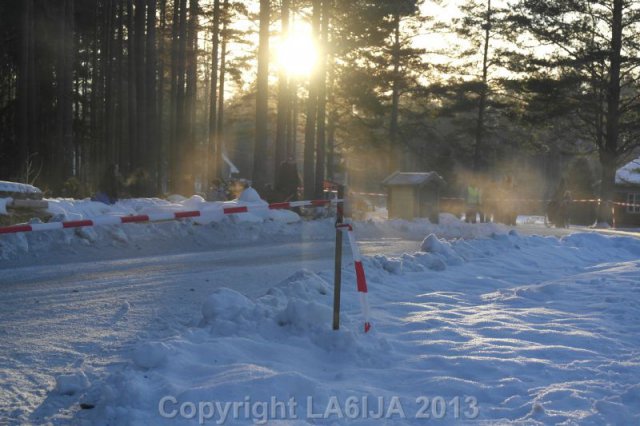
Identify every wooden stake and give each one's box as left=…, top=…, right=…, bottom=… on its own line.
left=332, top=185, right=344, bottom=330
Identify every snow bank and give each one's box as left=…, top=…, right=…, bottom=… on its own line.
left=44, top=190, right=300, bottom=225
left=0, top=189, right=303, bottom=261
left=0, top=198, right=503, bottom=264
left=0, top=180, right=41, bottom=195
left=78, top=231, right=640, bottom=425
left=356, top=212, right=506, bottom=241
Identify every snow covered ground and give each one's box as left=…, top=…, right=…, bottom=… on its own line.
left=1, top=204, right=640, bottom=425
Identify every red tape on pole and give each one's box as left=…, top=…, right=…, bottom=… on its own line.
left=0, top=224, right=32, bottom=234
left=337, top=222, right=372, bottom=333
left=354, top=261, right=368, bottom=293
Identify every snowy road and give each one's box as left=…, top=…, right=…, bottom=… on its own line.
left=1, top=220, right=639, bottom=424
left=0, top=234, right=418, bottom=424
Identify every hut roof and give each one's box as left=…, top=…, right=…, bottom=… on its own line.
left=616, top=158, right=640, bottom=186
left=382, top=171, right=445, bottom=187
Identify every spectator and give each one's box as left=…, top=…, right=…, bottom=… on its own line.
left=95, top=164, right=121, bottom=205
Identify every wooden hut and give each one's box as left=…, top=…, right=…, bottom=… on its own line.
left=382, top=171, right=445, bottom=222
left=613, top=158, right=640, bottom=227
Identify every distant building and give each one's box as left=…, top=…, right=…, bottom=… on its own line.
left=382, top=171, right=445, bottom=222
left=614, top=158, right=640, bottom=227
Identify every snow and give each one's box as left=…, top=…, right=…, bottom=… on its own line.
left=54, top=372, right=91, bottom=396
left=0, top=181, right=41, bottom=194
left=0, top=197, right=11, bottom=215
left=357, top=212, right=506, bottom=241
left=616, top=157, right=640, bottom=184
left=201, top=288, right=257, bottom=324
left=43, top=190, right=300, bottom=225
left=2, top=194, right=640, bottom=424
left=62, top=230, right=640, bottom=425
left=132, top=342, right=171, bottom=370
left=0, top=189, right=304, bottom=262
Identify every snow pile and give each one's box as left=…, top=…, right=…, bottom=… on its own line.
left=616, top=157, right=640, bottom=184
left=85, top=270, right=390, bottom=425
left=0, top=180, right=41, bottom=195
left=132, top=342, right=171, bottom=370
left=44, top=189, right=299, bottom=225
left=356, top=212, right=506, bottom=241
left=0, top=201, right=503, bottom=265
left=77, top=231, right=640, bottom=425
left=55, top=371, right=91, bottom=396
left=0, top=188, right=304, bottom=262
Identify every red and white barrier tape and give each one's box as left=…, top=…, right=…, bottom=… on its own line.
left=0, top=199, right=341, bottom=235
left=324, top=189, right=387, bottom=197
left=441, top=197, right=640, bottom=209
left=337, top=223, right=371, bottom=333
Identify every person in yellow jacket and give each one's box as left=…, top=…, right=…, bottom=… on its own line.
left=465, top=183, right=482, bottom=224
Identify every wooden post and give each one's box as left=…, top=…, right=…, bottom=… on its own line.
left=332, top=184, right=344, bottom=330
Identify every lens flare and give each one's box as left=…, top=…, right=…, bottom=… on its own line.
left=276, top=25, right=318, bottom=77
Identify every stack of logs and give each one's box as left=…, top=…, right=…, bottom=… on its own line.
left=0, top=188, right=50, bottom=226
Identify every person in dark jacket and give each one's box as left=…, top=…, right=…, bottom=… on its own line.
left=95, top=164, right=121, bottom=204
left=558, top=189, right=572, bottom=228
left=275, top=156, right=300, bottom=202
left=127, top=168, right=155, bottom=198
left=501, top=175, right=517, bottom=226
left=547, top=178, right=571, bottom=228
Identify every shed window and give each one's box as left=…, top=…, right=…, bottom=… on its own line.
left=626, top=193, right=640, bottom=213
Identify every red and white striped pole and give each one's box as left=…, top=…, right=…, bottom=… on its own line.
left=337, top=222, right=372, bottom=333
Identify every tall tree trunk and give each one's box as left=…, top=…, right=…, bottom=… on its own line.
left=127, top=0, right=139, bottom=174
left=184, top=0, right=198, bottom=188
left=274, top=0, right=290, bottom=188
left=598, top=0, right=623, bottom=225
left=56, top=0, right=75, bottom=187
left=89, top=2, right=101, bottom=184
left=174, top=0, right=187, bottom=192
left=168, top=0, right=180, bottom=189
left=146, top=0, right=158, bottom=183
left=252, top=0, right=270, bottom=189
left=63, top=0, right=75, bottom=182
left=117, top=0, right=128, bottom=173
left=287, top=77, right=298, bottom=157
left=389, top=8, right=401, bottom=174
left=303, top=0, right=321, bottom=200
left=326, top=40, right=336, bottom=181
left=105, top=0, right=117, bottom=172
left=473, top=0, right=491, bottom=173
left=74, top=71, right=81, bottom=176
left=208, top=0, right=221, bottom=183
left=134, top=0, right=147, bottom=170
left=17, top=0, right=35, bottom=178
left=216, top=0, right=229, bottom=178
left=285, top=13, right=297, bottom=158
left=157, top=0, right=167, bottom=190
left=314, top=0, right=329, bottom=198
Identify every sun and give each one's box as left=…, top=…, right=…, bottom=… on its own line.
left=275, top=24, right=318, bottom=77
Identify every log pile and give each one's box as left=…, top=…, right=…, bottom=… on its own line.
left=0, top=181, right=50, bottom=226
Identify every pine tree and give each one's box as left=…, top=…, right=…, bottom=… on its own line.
left=513, top=0, right=640, bottom=223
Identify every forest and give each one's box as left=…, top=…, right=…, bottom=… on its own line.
left=1, top=0, right=639, bottom=222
